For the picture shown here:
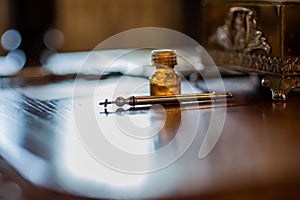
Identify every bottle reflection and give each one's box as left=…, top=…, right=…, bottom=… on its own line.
left=101, top=105, right=182, bottom=152
left=150, top=105, right=182, bottom=150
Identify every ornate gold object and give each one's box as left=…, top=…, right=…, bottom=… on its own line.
left=202, top=1, right=300, bottom=101
left=209, top=7, right=270, bottom=53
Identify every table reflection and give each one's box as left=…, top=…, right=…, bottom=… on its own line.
left=1, top=74, right=300, bottom=199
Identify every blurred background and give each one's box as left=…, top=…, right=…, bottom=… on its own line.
left=0, top=0, right=202, bottom=70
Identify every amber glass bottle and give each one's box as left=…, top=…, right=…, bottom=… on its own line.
left=150, top=49, right=181, bottom=96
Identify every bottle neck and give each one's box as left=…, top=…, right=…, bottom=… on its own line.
left=155, top=65, right=175, bottom=72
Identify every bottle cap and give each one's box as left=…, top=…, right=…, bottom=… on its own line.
left=151, top=49, right=177, bottom=67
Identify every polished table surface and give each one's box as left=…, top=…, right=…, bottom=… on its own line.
left=1, top=68, right=300, bottom=199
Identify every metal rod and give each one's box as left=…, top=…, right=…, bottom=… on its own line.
left=100, top=92, right=233, bottom=107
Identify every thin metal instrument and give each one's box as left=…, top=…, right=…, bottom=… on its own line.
left=99, top=92, right=233, bottom=107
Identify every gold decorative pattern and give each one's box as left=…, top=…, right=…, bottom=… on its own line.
left=210, top=51, right=300, bottom=76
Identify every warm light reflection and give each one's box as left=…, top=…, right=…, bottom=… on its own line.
left=42, top=50, right=151, bottom=76
left=0, top=29, right=25, bottom=75
left=0, top=118, right=49, bottom=185
left=99, top=110, right=158, bottom=154
left=0, top=50, right=26, bottom=76
left=56, top=110, right=146, bottom=188
left=42, top=52, right=88, bottom=75
left=42, top=48, right=200, bottom=77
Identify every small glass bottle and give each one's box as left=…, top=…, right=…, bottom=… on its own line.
left=150, top=49, right=181, bottom=96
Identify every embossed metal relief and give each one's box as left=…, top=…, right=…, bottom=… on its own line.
left=207, top=7, right=300, bottom=101
left=209, top=7, right=271, bottom=53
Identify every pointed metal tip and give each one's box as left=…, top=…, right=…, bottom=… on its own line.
left=227, top=93, right=233, bottom=98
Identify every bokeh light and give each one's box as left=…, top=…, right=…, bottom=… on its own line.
left=43, top=29, right=64, bottom=50
left=1, top=29, right=22, bottom=51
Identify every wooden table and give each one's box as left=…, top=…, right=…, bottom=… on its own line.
left=1, top=68, right=300, bottom=199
